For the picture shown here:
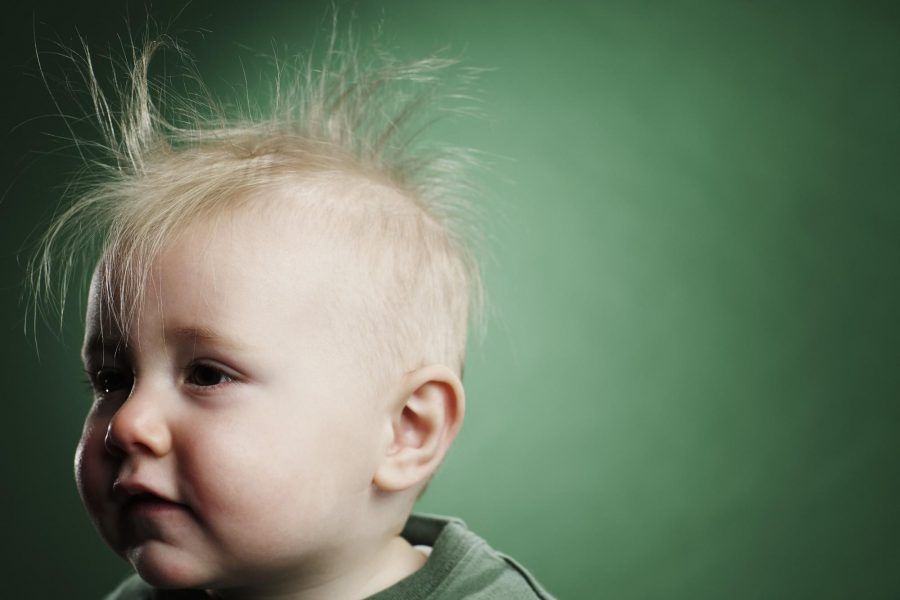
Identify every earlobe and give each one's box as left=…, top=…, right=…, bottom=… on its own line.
left=373, top=364, right=465, bottom=493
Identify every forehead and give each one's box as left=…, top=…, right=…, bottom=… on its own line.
left=82, top=202, right=370, bottom=359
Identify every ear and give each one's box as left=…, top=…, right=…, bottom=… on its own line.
left=373, top=364, right=465, bottom=493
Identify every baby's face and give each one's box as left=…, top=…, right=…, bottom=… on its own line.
left=76, top=210, right=391, bottom=589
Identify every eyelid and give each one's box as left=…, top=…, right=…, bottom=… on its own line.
left=83, top=349, right=130, bottom=372
left=84, top=365, right=134, bottom=398
left=83, top=367, right=98, bottom=391
left=189, top=359, right=240, bottom=377
left=183, top=360, right=241, bottom=389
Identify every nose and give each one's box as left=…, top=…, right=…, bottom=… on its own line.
left=104, top=384, right=173, bottom=457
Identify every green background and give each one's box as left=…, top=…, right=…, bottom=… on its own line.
left=2, top=1, right=899, bottom=598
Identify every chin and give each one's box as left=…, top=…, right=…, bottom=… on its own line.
left=127, top=542, right=214, bottom=590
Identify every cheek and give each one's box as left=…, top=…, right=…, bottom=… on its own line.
left=75, top=418, right=112, bottom=506
left=74, top=416, right=121, bottom=545
left=177, top=406, right=378, bottom=540
left=180, top=419, right=336, bottom=515
left=172, top=424, right=330, bottom=563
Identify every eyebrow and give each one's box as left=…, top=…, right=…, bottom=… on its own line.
left=164, top=325, right=252, bottom=353
left=81, top=325, right=251, bottom=364
left=81, top=335, right=128, bottom=366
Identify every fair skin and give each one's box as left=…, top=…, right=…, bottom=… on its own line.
left=75, top=204, right=465, bottom=599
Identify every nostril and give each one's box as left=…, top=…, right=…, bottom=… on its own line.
left=102, top=399, right=173, bottom=458
left=103, top=423, right=125, bottom=456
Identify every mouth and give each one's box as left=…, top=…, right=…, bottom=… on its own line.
left=121, top=492, right=188, bottom=517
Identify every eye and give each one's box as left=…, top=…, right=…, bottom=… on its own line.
left=90, top=368, right=134, bottom=396
left=185, top=363, right=234, bottom=387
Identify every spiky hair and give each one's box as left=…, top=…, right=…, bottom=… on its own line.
left=30, top=24, right=486, bottom=378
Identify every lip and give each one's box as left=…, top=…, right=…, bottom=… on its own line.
left=113, top=479, right=187, bottom=514
left=122, top=493, right=187, bottom=517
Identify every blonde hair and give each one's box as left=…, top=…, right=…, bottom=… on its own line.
left=30, top=26, right=486, bottom=379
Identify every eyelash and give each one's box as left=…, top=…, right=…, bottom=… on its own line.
left=184, top=363, right=235, bottom=389
left=82, top=362, right=236, bottom=396
left=84, top=367, right=133, bottom=397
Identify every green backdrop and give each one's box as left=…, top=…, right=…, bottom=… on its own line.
left=2, top=1, right=898, bottom=598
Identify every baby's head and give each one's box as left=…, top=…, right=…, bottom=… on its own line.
left=37, top=36, right=483, bottom=593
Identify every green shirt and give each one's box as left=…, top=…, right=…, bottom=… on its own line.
left=104, top=513, right=554, bottom=599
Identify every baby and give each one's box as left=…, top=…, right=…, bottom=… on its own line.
left=34, top=32, right=553, bottom=600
